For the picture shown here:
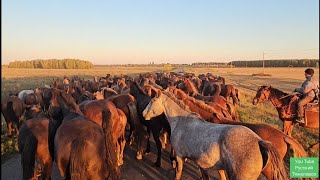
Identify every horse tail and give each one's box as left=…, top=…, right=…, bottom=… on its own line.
left=70, top=140, right=87, bottom=179
left=127, top=102, right=139, bottom=128
left=7, top=101, right=19, bottom=129
left=102, top=109, right=120, bottom=179
left=20, top=128, right=37, bottom=180
left=226, top=102, right=239, bottom=121
left=283, top=136, right=308, bottom=157
left=259, top=141, right=288, bottom=180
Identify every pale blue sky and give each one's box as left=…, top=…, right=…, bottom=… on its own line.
left=2, top=0, right=319, bottom=64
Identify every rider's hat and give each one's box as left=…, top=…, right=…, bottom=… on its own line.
left=305, top=68, right=314, bottom=76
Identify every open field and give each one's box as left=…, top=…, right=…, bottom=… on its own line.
left=1, top=66, right=319, bottom=179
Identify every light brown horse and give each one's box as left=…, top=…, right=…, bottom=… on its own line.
left=169, top=86, right=239, bottom=121
left=168, top=87, right=232, bottom=122
left=80, top=99, right=127, bottom=166
left=253, top=85, right=319, bottom=137
left=48, top=88, right=120, bottom=179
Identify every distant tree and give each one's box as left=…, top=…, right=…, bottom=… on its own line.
left=8, top=59, right=94, bottom=69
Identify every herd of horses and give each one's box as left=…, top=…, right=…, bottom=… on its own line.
left=1, top=71, right=318, bottom=180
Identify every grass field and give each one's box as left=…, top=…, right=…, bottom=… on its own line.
left=1, top=66, right=319, bottom=162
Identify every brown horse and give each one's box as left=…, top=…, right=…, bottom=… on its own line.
left=48, top=88, right=120, bottom=179
left=253, top=85, right=319, bottom=137
left=169, top=86, right=239, bottom=121
left=2, top=95, right=26, bottom=137
left=168, top=87, right=232, bottom=122
left=211, top=118, right=307, bottom=180
left=18, top=115, right=56, bottom=180
left=93, top=91, right=145, bottom=147
left=80, top=99, right=127, bottom=166
left=181, top=78, right=240, bottom=106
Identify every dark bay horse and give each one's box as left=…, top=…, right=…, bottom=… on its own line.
left=2, top=95, right=26, bottom=137
left=143, top=90, right=288, bottom=180
left=130, top=81, right=172, bottom=167
left=18, top=114, right=57, bottom=180
left=48, top=88, right=120, bottom=179
left=80, top=99, right=127, bottom=166
left=253, top=85, right=319, bottom=137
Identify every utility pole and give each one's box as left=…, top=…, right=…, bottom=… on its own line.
left=262, top=51, right=267, bottom=74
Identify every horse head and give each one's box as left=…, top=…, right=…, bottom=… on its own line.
left=47, top=88, right=82, bottom=123
left=142, top=90, right=164, bottom=120
left=252, top=86, right=271, bottom=105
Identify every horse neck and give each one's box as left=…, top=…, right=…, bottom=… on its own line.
left=161, top=94, right=195, bottom=129
left=269, top=88, right=288, bottom=108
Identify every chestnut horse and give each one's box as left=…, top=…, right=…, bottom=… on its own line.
left=80, top=99, right=127, bottom=166
left=93, top=91, right=147, bottom=155
left=48, top=88, right=120, bottom=179
left=169, top=86, right=239, bottom=121
left=253, top=85, right=319, bottom=137
left=2, top=95, right=26, bottom=137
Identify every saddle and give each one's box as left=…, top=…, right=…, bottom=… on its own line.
left=280, top=95, right=319, bottom=119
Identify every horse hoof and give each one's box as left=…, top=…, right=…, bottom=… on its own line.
left=136, top=153, right=143, bottom=160
left=172, top=161, right=177, bottom=169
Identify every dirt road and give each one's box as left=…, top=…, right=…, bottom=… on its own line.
left=1, top=138, right=222, bottom=180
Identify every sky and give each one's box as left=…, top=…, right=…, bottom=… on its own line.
left=2, top=0, right=319, bottom=65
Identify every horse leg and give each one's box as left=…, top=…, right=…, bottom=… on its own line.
left=160, top=129, right=167, bottom=149
left=283, top=120, right=293, bottom=137
left=151, top=128, right=162, bottom=167
left=175, top=156, right=184, bottom=180
left=42, top=157, right=53, bottom=180
left=145, top=127, right=151, bottom=154
left=217, top=170, right=227, bottom=180
left=7, top=121, right=12, bottom=137
left=287, top=122, right=294, bottom=137
left=199, top=167, right=209, bottom=180
left=170, top=147, right=177, bottom=169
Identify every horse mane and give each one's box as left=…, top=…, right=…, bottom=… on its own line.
left=269, top=86, right=288, bottom=96
left=101, top=87, right=118, bottom=95
left=184, top=79, right=199, bottom=93
left=174, top=88, right=227, bottom=115
left=161, top=91, right=203, bottom=120
left=59, top=90, right=83, bottom=115
left=132, top=82, right=149, bottom=96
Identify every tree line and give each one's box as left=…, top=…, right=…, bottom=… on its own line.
left=229, top=59, right=319, bottom=67
left=8, top=59, right=94, bottom=69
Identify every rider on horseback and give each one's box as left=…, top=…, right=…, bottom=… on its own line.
left=294, top=68, right=319, bottom=124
